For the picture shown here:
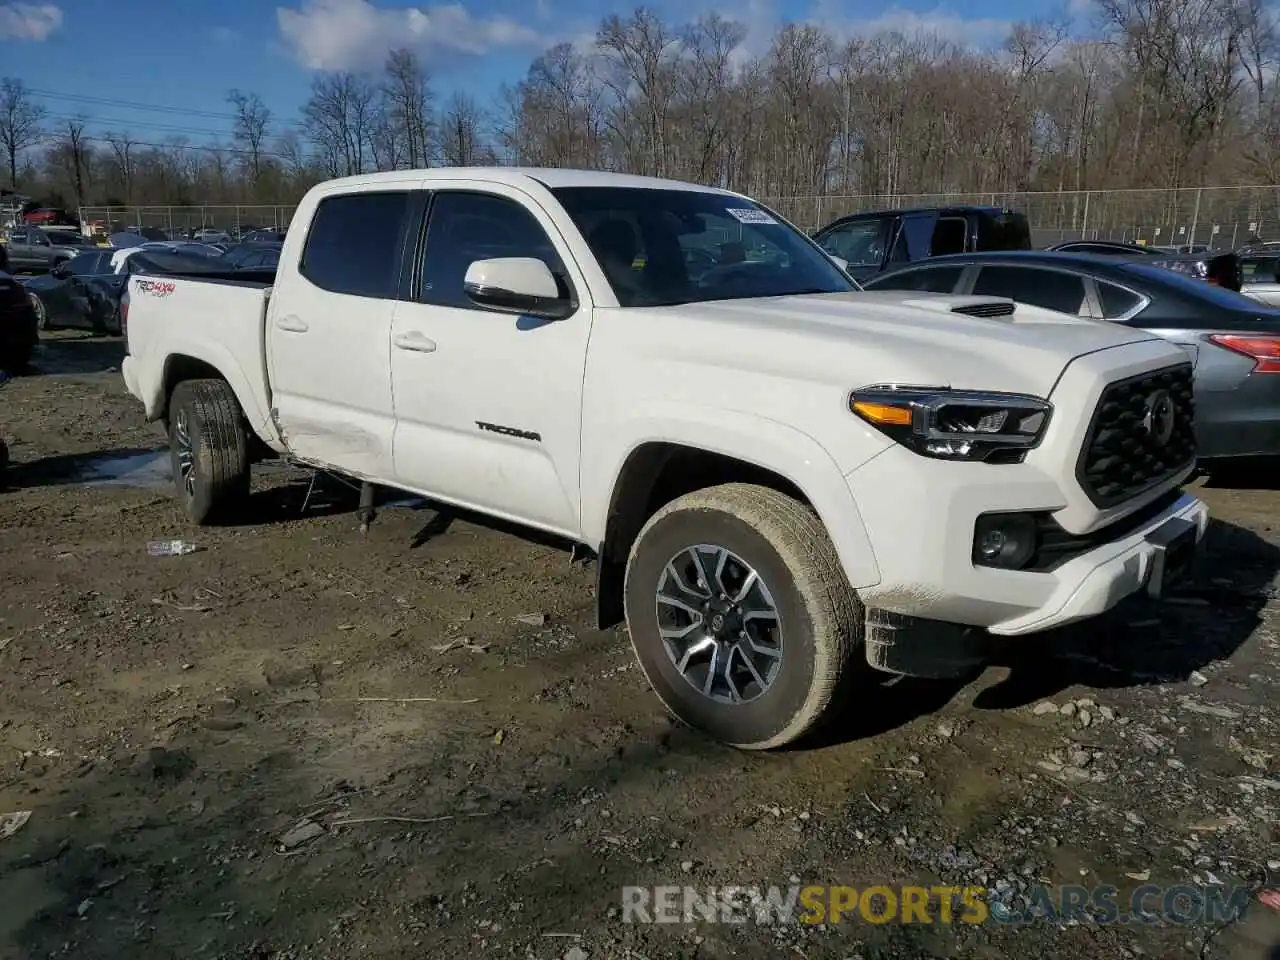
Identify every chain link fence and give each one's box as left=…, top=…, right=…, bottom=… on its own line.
left=763, top=186, right=1280, bottom=249
left=78, top=186, right=1280, bottom=249
left=76, top=205, right=298, bottom=238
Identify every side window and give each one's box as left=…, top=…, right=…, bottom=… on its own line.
left=900, top=215, right=936, bottom=260
left=9, top=230, right=25, bottom=243
left=817, top=217, right=889, bottom=268
left=1096, top=281, right=1145, bottom=319
left=931, top=217, right=967, bottom=256
left=300, top=191, right=410, bottom=298
left=869, top=265, right=964, bottom=293
left=30, top=231, right=49, bottom=246
left=972, top=266, right=1089, bottom=314
left=419, top=192, right=566, bottom=310
left=67, top=252, right=102, bottom=275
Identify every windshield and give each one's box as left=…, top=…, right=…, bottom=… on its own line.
left=552, top=187, right=855, bottom=307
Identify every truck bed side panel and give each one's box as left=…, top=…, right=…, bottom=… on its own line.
left=123, top=275, right=278, bottom=445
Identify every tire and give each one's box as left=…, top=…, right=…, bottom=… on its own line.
left=29, top=292, right=50, bottom=331
left=623, top=483, right=864, bottom=750
left=167, top=379, right=250, bottom=524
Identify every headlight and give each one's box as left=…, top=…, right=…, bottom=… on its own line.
left=849, top=384, right=1052, bottom=462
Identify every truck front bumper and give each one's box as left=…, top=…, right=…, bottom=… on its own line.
left=845, top=446, right=1209, bottom=637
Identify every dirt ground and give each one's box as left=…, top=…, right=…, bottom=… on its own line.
left=1, top=331, right=1279, bottom=960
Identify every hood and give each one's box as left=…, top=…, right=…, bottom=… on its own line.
left=643, top=290, right=1162, bottom=399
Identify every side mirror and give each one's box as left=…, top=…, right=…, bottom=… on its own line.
left=828, top=253, right=850, bottom=272
left=51, top=261, right=70, bottom=278
left=463, top=257, right=573, bottom=320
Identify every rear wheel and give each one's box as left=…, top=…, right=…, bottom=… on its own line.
left=623, top=483, right=865, bottom=749
left=167, top=379, right=250, bottom=524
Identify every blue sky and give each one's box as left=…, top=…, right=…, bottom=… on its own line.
left=0, top=0, right=1059, bottom=151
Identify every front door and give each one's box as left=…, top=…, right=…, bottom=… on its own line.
left=388, top=182, right=592, bottom=536
left=264, top=188, right=415, bottom=480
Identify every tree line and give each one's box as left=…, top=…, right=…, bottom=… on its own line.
left=0, top=0, right=1276, bottom=216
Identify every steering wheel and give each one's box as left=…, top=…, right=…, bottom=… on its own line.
left=696, top=261, right=765, bottom=289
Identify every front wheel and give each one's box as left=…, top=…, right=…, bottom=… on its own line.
left=623, top=483, right=865, bottom=749
left=168, top=379, right=250, bottom=524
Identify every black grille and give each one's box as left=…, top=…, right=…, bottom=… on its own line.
left=1076, top=363, right=1196, bottom=507
left=952, top=301, right=1015, bottom=318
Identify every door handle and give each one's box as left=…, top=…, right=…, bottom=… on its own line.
left=275, top=315, right=308, bottom=333
left=393, top=331, right=437, bottom=353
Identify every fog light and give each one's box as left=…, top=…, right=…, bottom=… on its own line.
left=973, top=513, right=1038, bottom=569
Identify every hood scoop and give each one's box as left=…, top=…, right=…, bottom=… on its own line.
left=951, top=300, right=1016, bottom=319
left=894, top=295, right=1018, bottom=320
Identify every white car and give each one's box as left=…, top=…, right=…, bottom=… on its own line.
left=120, top=168, right=1208, bottom=749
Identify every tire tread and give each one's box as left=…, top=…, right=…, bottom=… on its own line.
left=626, top=482, right=863, bottom=750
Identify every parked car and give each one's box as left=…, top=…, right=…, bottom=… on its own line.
left=5, top=227, right=93, bottom=273
left=21, top=250, right=127, bottom=334
left=240, top=230, right=286, bottom=243
left=1046, top=239, right=1241, bottom=290
left=863, top=250, right=1280, bottom=466
left=218, top=242, right=281, bottom=271
left=22, top=207, right=76, bottom=227
left=813, top=205, right=1031, bottom=282
left=119, top=168, right=1207, bottom=748
left=0, top=268, right=38, bottom=370
left=23, top=247, right=225, bottom=336
left=192, top=227, right=233, bottom=244
left=1240, top=254, right=1280, bottom=307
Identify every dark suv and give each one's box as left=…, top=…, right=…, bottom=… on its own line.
left=813, top=205, right=1032, bottom=282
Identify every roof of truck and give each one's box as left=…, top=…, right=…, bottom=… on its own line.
left=316, top=167, right=737, bottom=195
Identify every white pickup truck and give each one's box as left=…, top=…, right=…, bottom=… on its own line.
left=121, top=168, right=1208, bottom=749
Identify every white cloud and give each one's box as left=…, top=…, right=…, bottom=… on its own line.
left=276, top=0, right=545, bottom=71
left=808, top=2, right=1008, bottom=48
left=854, top=9, right=1010, bottom=44
left=0, top=2, right=62, bottom=41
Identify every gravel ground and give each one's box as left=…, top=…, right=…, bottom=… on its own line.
left=0, top=331, right=1278, bottom=960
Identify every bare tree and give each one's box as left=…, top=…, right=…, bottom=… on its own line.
left=597, top=9, right=681, bottom=176
left=228, top=89, right=272, bottom=185
left=303, top=72, right=379, bottom=176
left=104, top=131, right=136, bottom=202
left=440, top=92, right=492, bottom=166
left=51, top=118, right=89, bottom=208
left=382, top=49, right=434, bottom=168
left=0, top=78, right=44, bottom=190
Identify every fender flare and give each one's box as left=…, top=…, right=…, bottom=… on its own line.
left=584, top=403, right=883, bottom=591
left=148, top=342, right=274, bottom=440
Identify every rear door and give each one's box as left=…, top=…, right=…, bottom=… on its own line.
left=265, top=188, right=415, bottom=480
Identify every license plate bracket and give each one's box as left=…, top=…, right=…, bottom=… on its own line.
left=1145, top=517, right=1198, bottom=599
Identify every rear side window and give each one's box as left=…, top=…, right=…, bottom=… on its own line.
left=300, top=192, right=410, bottom=298
left=868, top=266, right=964, bottom=293
left=972, top=265, right=1089, bottom=314
left=1096, top=281, right=1145, bottom=319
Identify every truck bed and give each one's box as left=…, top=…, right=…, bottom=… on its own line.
left=121, top=271, right=279, bottom=445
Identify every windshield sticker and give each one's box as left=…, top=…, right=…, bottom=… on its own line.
left=726, top=207, right=777, bottom=225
